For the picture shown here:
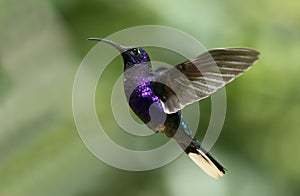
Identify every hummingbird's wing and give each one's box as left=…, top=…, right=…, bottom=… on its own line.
left=152, top=48, right=259, bottom=114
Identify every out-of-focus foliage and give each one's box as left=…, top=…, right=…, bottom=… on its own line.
left=1, top=0, right=299, bottom=195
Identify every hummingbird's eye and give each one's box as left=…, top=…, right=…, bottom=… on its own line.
left=131, top=48, right=141, bottom=56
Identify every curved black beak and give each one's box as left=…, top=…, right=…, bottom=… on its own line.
left=88, top=38, right=128, bottom=53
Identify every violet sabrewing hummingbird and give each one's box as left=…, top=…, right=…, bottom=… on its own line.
left=88, top=38, right=259, bottom=179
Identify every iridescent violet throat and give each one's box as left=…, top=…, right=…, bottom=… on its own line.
left=88, top=38, right=259, bottom=179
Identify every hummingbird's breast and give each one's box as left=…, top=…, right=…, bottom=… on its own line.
left=126, top=80, right=165, bottom=128
left=123, top=63, right=180, bottom=133
left=124, top=75, right=192, bottom=140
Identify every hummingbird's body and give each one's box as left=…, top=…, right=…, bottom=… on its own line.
left=122, top=50, right=226, bottom=178
left=89, top=38, right=259, bottom=179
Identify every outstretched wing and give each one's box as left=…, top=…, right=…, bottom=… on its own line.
left=152, top=48, right=260, bottom=114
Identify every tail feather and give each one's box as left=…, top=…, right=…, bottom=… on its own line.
left=177, top=136, right=226, bottom=179
left=163, top=114, right=226, bottom=179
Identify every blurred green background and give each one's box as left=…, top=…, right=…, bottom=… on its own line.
left=1, top=0, right=300, bottom=195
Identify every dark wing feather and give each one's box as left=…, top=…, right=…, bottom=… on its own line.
left=153, top=48, right=260, bottom=113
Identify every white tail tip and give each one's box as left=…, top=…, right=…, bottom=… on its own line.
left=188, top=149, right=225, bottom=179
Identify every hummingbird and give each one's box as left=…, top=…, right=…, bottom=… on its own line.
left=88, top=38, right=259, bottom=179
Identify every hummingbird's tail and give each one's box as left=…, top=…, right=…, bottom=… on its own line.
left=174, top=124, right=226, bottom=179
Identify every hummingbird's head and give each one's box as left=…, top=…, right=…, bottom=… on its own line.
left=88, top=38, right=151, bottom=70
left=121, top=47, right=150, bottom=67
